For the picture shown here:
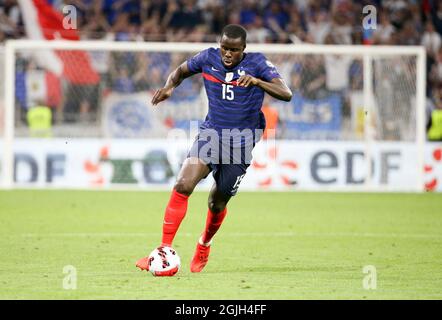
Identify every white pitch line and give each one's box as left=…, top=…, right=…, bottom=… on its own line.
left=14, top=232, right=442, bottom=239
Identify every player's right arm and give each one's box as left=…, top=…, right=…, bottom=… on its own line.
left=151, top=62, right=193, bottom=106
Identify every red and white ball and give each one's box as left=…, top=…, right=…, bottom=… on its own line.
left=148, top=246, right=181, bottom=277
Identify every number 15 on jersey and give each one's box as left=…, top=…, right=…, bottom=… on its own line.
left=222, top=84, right=234, bottom=100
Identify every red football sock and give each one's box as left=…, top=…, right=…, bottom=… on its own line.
left=161, top=189, right=189, bottom=246
left=201, top=207, right=227, bottom=245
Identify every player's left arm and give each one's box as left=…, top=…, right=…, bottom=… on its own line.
left=237, top=76, right=293, bottom=102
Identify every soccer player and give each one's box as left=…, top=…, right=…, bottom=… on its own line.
left=136, top=24, right=292, bottom=274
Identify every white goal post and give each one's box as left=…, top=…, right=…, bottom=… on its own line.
left=1, top=40, right=426, bottom=191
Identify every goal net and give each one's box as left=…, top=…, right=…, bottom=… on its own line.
left=0, top=40, right=426, bottom=191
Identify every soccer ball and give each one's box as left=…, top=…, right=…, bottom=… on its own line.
left=147, top=246, right=181, bottom=277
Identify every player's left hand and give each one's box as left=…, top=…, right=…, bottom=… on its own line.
left=237, top=75, right=259, bottom=88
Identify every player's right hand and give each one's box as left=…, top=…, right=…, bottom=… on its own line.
left=151, top=87, right=173, bottom=106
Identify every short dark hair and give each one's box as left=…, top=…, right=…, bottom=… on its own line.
left=221, top=24, right=247, bottom=44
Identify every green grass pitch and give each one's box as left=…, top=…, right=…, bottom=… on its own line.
left=0, top=190, right=441, bottom=299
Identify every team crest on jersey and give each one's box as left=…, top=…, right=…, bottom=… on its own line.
left=225, top=72, right=234, bottom=82
left=265, top=60, right=275, bottom=68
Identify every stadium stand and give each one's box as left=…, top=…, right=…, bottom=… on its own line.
left=0, top=0, right=441, bottom=140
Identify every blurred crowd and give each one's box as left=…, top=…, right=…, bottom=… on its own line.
left=1, top=0, right=442, bottom=139
left=1, top=0, right=438, bottom=45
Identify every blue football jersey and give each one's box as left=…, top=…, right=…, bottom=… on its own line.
left=187, top=48, right=281, bottom=134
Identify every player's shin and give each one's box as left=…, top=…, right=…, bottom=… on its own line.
left=161, top=189, right=190, bottom=246
left=201, top=207, right=227, bottom=245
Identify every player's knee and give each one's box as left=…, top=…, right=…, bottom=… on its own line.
left=174, top=179, right=194, bottom=196
left=208, top=200, right=226, bottom=214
